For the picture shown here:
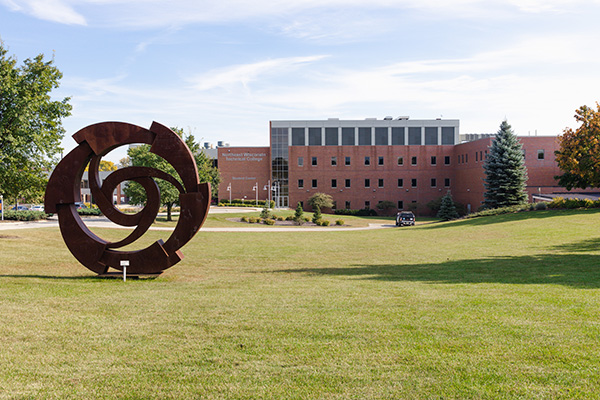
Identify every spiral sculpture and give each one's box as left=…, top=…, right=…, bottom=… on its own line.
left=45, top=121, right=210, bottom=275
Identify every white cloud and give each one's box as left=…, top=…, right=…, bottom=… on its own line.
left=1, top=0, right=86, bottom=25
left=188, top=55, right=329, bottom=91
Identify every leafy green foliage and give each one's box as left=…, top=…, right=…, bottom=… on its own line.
left=555, top=103, right=600, bottom=189
left=483, top=120, right=528, bottom=208
left=2, top=210, right=47, bottom=220
left=307, top=192, right=333, bottom=211
left=260, top=205, right=272, bottom=220
left=0, top=43, right=72, bottom=204
left=437, top=191, right=459, bottom=221
left=124, top=127, right=220, bottom=221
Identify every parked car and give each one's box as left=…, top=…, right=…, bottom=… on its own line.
left=31, top=205, right=45, bottom=212
left=11, top=205, right=30, bottom=211
left=74, top=202, right=88, bottom=210
left=396, top=211, right=415, bottom=226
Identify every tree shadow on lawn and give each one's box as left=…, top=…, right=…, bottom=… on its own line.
left=418, top=208, right=600, bottom=230
left=0, top=274, right=103, bottom=280
left=277, top=253, right=600, bottom=288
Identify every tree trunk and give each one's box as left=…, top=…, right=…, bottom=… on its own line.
left=166, top=203, right=172, bottom=222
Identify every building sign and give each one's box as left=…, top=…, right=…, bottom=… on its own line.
left=222, top=152, right=267, bottom=162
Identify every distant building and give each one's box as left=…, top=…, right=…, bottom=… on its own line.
left=217, top=117, right=572, bottom=214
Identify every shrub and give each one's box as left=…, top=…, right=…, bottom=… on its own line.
left=334, top=208, right=378, bottom=216
left=285, top=215, right=294, bottom=221
left=335, top=219, right=345, bottom=226
left=248, top=217, right=260, bottom=223
left=219, top=199, right=275, bottom=208
left=276, top=216, right=285, bottom=221
left=260, top=206, right=272, bottom=220
left=77, top=208, right=102, bottom=216
left=2, top=210, right=47, bottom=221
left=241, top=216, right=249, bottom=222
left=263, top=218, right=275, bottom=225
left=307, top=192, right=333, bottom=210
left=535, top=202, right=548, bottom=210
left=293, top=203, right=305, bottom=225
left=312, top=205, right=322, bottom=224
left=319, top=220, right=330, bottom=226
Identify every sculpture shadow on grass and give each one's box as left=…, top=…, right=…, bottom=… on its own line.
left=277, top=252, right=600, bottom=288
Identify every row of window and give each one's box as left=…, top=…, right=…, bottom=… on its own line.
left=297, top=177, right=451, bottom=189
left=457, top=149, right=545, bottom=165
left=289, top=126, right=456, bottom=146
left=298, top=155, right=453, bottom=167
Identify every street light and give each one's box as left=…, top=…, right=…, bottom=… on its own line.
left=263, top=179, right=271, bottom=208
left=252, top=182, right=258, bottom=206
left=226, top=183, right=231, bottom=204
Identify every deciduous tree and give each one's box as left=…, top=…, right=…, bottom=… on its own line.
left=555, top=103, right=600, bottom=189
left=0, top=43, right=72, bottom=205
left=307, top=192, right=333, bottom=211
left=483, top=120, right=528, bottom=208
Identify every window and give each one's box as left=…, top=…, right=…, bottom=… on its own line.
left=378, top=156, right=384, bottom=165
left=537, top=149, right=545, bottom=160
left=342, top=127, right=355, bottom=145
left=345, top=201, right=351, bottom=209
left=392, top=127, right=405, bottom=145
left=365, top=201, right=370, bottom=209
left=431, top=156, right=437, bottom=165
left=358, top=127, right=371, bottom=145
left=298, top=157, right=303, bottom=167
left=375, top=127, right=388, bottom=145
left=444, top=156, right=450, bottom=165
left=457, top=155, right=461, bottom=164
left=411, top=156, right=417, bottom=166
left=311, top=179, right=317, bottom=188
left=331, top=156, right=337, bottom=166
left=298, top=179, right=304, bottom=188
left=291, top=127, right=305, bottom=146
left=345, top=156, right=351, bottom=166
left=325, top=128, right=338, bottom=146
left=364, top=178, right=370, bottom=188
left=408, top=127, right=421, bottom=145
left=480, top=151, right=483, bottom=161
left=378, top=178, right=384, bottom=188
left=465, top=154, right=468, bottom=163
left=364, top=156, right=370, bottom=166
left=299, top=201, right=304, bottom=208
left=475, top=152, right=479, bottom=162
left=444, top=178, right=450, bottom=187
left=441, top=127, right=455, bottom=145
left=331, top=179, right=337, bottom=188
left=485, top=150, right=488, bottom=159
left=398, top=200, right=404, bottom=209
left=461, top=154, right=464, bottom=164
left=397, top=156, right=404, bottom=166
left=345, top=179, right=351, bottom=188
left=425, top=127, right=438, bottom=145
left=397, top=178, right=403, bottom=187
left=411, top=178, right=417, bottom=187
left=311, top=156, right=318, bottom=166
left=431, top=178, right=437, bottom=187
left=308, top=127, right=322, bottom=146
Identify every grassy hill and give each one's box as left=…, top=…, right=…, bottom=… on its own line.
left=0, top=209, right=599, bottom=398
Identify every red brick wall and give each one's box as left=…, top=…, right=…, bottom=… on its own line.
left=217, top=147, right=270, bottom=203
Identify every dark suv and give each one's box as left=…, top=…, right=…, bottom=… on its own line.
left=396, top=211, right=415, bottom=227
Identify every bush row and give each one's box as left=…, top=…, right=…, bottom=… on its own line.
left=2, top=210, right=48, bottom=221
left=239, top=215, right=343, bottom=226
left=547, top=197, right=600, bottom=209
left=219, top=199, right=275, bottom=208
left=334, top=208, right=378, bottom=216
left=464, top=197, right=600, bottom=220
left=77, top=208, right=102, bottom=216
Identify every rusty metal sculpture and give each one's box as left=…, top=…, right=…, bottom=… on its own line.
left=45, top=121, right=210, bottom=275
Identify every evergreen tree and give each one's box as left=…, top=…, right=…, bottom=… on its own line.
left=293, top=202, right=304, bottom=225
left=483, top=120, right=528, bottom=208
left=312, top=205, right=322, bottom=224
left=437, top=191, right=459, bottom=221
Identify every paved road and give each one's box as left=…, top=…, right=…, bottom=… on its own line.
left=0, top=212, right=395, bottom=232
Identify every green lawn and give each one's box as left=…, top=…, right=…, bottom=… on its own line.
left=1, top=209, right=599, bottom=398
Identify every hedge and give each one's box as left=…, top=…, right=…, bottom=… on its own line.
left=2, top=210, right=48, bottom=221
left=219, top=199, right=275, bottom=208
left=334, top=208, right=378, bottom=216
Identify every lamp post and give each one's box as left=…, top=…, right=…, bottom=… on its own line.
left=263, top=179, right=271, bottom=208
left=252, top=182, right=258, bottom=206
left=226, top=183, right=231, bottom=204
left=272, top=181, right=279, bottom=209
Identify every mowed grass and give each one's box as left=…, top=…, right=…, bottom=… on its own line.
left=0, top=209, right=600, bottom=399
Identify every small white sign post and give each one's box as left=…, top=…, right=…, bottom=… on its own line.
left=120, top=260, right=129, bottom=281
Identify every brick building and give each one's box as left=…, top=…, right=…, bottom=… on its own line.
left=217, top=117, right=568, bottom=214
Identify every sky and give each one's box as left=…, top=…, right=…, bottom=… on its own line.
left=1, top=0, right=600, bottom=162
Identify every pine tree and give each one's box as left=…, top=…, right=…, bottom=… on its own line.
left=312, top=205, right=322, bottom=224
left=293, top=202, right=304, bottom=225
left=483, top=120, right=528, bottom=208
left=437, top=191, right=459, bottom=221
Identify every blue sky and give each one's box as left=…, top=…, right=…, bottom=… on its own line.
left=1, top=0, right=599, bottom=162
